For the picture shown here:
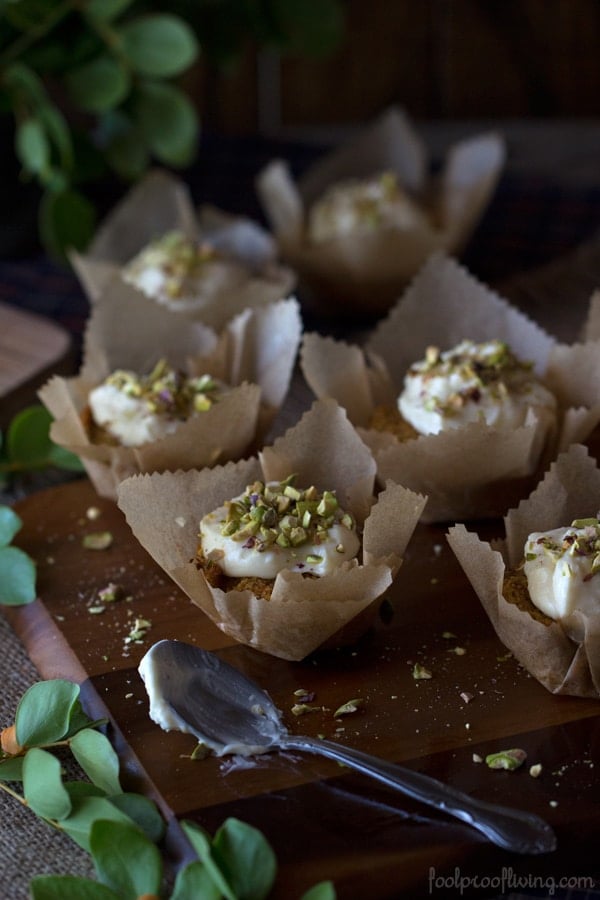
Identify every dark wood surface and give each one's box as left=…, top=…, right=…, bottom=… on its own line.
left=6, top=477, right=600, bottom=898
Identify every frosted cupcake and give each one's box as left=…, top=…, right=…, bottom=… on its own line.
left=300, top=254, right=600, bottom=522
left=72, top=170, right=295, bottom=331
left=39, top=285, right=302, bottom=500
left=117, top=398, right=427, bottom=660
left=257, top=106, right=504, bottom=317
left=448, top=444, right=600, bottom=697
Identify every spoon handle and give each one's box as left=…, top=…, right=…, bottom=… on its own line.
left=279, top=734, right=556, bottom=855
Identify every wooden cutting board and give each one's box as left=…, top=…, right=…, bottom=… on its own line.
left=5, top=478, right=600, bottom=899
left=0, top=302, right=73, bottom=427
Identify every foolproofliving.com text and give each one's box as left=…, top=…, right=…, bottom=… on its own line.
left=428, top=866, right=596, bottom=896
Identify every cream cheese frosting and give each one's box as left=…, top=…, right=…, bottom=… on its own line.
left=523, top=517, right=600, bottom=623
left=122, top=230, right=247, bottom=304
left=88, top=360, right=227, bottom=447
left=200, top=476, right=360, bottom=579
left=398, top=339, right=557, bottom=436
left=307, top=171, right=428, bottom=244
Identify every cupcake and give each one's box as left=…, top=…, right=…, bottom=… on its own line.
left=300, top=253, right=600, bottom=522
left=257, top=106, right=505, bottom=317
left=117, top=398, right=427, bottom=660
left=39, top=285, right=302, bottom=500
left=72, top=169, right=295, bottom=331
left=447, top=443, right=600, bottom=697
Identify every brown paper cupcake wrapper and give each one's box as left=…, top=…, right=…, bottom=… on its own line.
left=447, top=443, right=600, bottom=697
left=39, top=286, right=302, bottom=500
left=300, top=253, right=600, bottom=522
left=72, top=169, right=296, bottom=331
left=117, top=398, right=427, bottom=660
left=256, top=106, right=505, bottom=314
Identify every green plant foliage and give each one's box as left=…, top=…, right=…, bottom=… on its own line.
left=23, top=747, right=72, bottom=820
left=15, top=679, right=80, bottom=746
left=69, top=729, right=123, bottom=797
left=0, top=506, right=35, bottom=607
left=212, top=817, right=278, bottom=900
left=39, top=187, right=97, bottom=260
left=134, top=80, right=198, bottom=166
left=118, top=14, right=198, bottom=77
left=30, top=875, right=118, bottom=900
left=0, top=404, right=84, bottom=483
left=90, top=818, right=163, bottom=897
left=109, top=791, right=165, bottom=843
left=65, top=54, right=130, bottom=114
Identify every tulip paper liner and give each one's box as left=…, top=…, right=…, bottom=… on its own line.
left=117, top=398, right=427, bottom=661
left=256, top=106, right=505, bottom=315
left=39, top=287, right=302, bottom=501
left=72, top=169, right=295, bottom=331
left=447, top=444, right=600, bottom=698
left=300, top=253, right=600, bottom=522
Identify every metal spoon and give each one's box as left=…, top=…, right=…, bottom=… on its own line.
left=138, top=639, right=556, bottom=855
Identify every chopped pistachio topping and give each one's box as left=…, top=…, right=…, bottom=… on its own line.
left=104, top=359, right=222, bottom=418
left=528, top=517, right=600, bottom=578
left=406, top=339, right=537, bottom=418
left=485, top=748, right=527, bottom=771
left=218, top=475, right=354, bottom=554
left=412, top=663, right=432, bottom=680
left=333, top=699, right=364, bottom=717
left=82, top=531, right=113, bottom=550
left=124, top=231, right=219, bottom=298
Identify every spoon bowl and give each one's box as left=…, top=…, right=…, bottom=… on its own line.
left=139, top=639, right=557, bottom=855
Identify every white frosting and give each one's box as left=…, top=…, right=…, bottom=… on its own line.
left=122, top=230, right=246, bottom=304
left=200, top=481, right=360, bottom=579
left=308, top=172, right=428, bottom=243
left=524, top=518, right=600, bottom=624
left=398, top=339, right=556, bottom=436
left=88, top=365, right=227, bottom=447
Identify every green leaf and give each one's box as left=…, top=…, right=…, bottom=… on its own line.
left=65, top=55, right=130, bottom=114
left=60, top=797, right=133, bottom=851
left=213, top=817, right=277, bottom=900
left=90, top=819, right=162, bottom=896
left=23, top=748, right=72, bottom=820
left=3, top=62, right=48, bottom=108
left=15, top=679, right=80, bottom=748
left=64, top=700, right=102, bottom=739
left=64, top=782, right=105, bottom=802
left=70, top=729, right=122, bottom=797
left=301, top=882, right=337, bottom=900
left=182, top=820, right=235, bottom=900
left=30, top=875, right=118, bottom=900
left=86, top=0, right=134, bottom=21
left=4, top=0, right=60, bottom=32
left=118, top=14, right=198, bottom=77
left=172, top=860, right=222, bottom=900
left=104, top=117, right=149, bottom=181
left=15, top=118, right=49, bottom=175
left=134, top=81, right=198, bottom=167
left=47, top=443, right=85, bottom=472
left=109, top=792, right=165, bottom=843
left=0, top=756, right=24, bottom=782
left=6, top=405, right=54, bottom=467
left=0, top=546, right=37, bottom=605
left=39, top=187, right=96, bottom=260
left=37, top=102, right=74, bottom=171
left=0, top=506, right=22, bottom=547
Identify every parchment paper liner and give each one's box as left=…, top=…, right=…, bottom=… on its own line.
left=71, top=169, right=296, bottom=331
left=256, top=106, right=505, bottom=316
left=300, top=253, right=600, bottom=522
left=117, top=398, right=427, bottom=660
left=39, top=284, right=302, bottom=501
left=447, top=443, right=600, bottom=697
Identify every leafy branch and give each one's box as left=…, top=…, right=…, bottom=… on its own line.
left=0, top=404, right=84, bottom=487
left=0, top=679, right=335, bottom=899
